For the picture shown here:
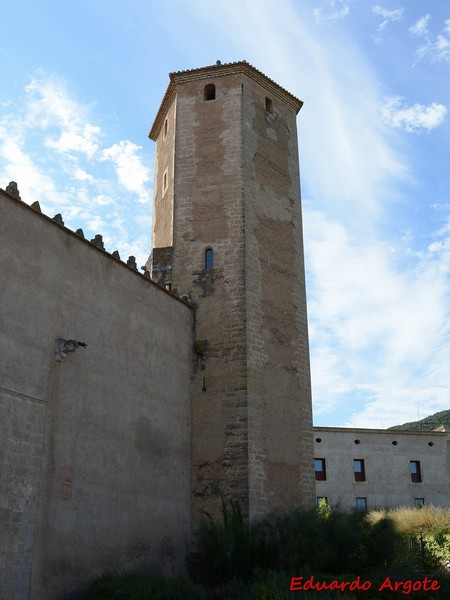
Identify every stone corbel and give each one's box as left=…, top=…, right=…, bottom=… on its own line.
left=55, top=339, right=87, bottom=362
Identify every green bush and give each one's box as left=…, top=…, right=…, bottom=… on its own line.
left=423, top=529, right=450, bottom=569
left=194, top=500, right=450, bottom=591
left=192, top=498, right=279, bottom=584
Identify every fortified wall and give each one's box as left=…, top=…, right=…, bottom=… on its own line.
left=0, top=186, right=193, bottom=599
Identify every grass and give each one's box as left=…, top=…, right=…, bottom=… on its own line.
left=368, top=506, right=450, bottom=536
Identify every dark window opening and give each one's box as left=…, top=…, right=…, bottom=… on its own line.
left=356, top=497, right=367, bottom=511
left=204, top=84, right=216, bottom=101
left=415, top=498, right=425, bottom=507
left=204, top=248, right=214, bottom=270
left=315, top=458, right=326, bottom=481
left=316, top=496, right=328, bottom=507
left=354, top=459, right=366, bottom=482
left=265, top=97, right=273, bottom=114
left=410, top=460, right=422, bottom=483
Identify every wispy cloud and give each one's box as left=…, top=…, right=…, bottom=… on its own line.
left=408, top=14, right=431, bottom=38
left=412, top=17, right=450, bottom=64
left=306, top=209, right=450, bottom=427
left=381, top=96, right=447, bottom=132
left=313, top=0, right=353, bottom=22
left=372, top=5, right=404, bottom=31
left=25, top=76, right=101, bottom=158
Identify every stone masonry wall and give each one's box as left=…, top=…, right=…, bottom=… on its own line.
left=150, top=63, right=316, bottom=525
left=0, top=189, right=193, bottom=599
left=0, top=390, right=46, bottom=599
left=152, top=98, right=176, bottom=249
left=169, top=73, right=249, bottom=524
left=242, top=77, right=316, bottom=517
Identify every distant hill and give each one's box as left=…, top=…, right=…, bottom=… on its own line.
left=388, top=409, right=450, bottom=431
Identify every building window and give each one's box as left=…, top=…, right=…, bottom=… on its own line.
left=410, top=460, right=422, bottom=483
left=204, top=84, right=216, bottom=101
left=356, top=497, right=367, bottom=511
left=164, top=118, right=168, bottom=138
left=265, top=97, right=273, bottom=114
left=315, top=458, right=326, bottom=481
left=354, top=459, right=366, bottom=482
left=414, top=498, right=425, bottom=508
left=316, top=496, right=328, bottom=507
left=162, top=168, right=169, bottom=194
left=204, top=248, right=214, bottom=270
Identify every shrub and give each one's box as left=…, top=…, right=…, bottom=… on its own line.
left=193, top=498, right=255, bottom=584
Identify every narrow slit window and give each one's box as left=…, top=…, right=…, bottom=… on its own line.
left=164, top=118, right=168, bottom=138
left=204, top=248, right=213, bottom=270
left=204, top=84, right=216, bottom=101
left=265, top=97, right=273, bottom=114
left=354, top=459, right=366, bottom=482
left=410, top=460, right=422, bottom=483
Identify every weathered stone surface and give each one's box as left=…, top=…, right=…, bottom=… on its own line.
left=150, top=62, right=315, bottom=525
left=0, top=189, right=193, bottom=599
left=5, top=180, right=21, bottom=199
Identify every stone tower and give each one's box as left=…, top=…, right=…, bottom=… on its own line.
left=149, top=61, right=315, bottom=523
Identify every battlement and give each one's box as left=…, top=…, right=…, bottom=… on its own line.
left=0, top=183, right=191, bottom=306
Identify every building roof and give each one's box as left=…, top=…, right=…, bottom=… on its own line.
left=314, top=425, right=449, bottom=436
left=149, top=60, right=303, bottom=140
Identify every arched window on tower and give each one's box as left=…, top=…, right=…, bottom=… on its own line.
left=204, top=84, right=216, bottom=101
left=204, top=248, right=214, bottom=270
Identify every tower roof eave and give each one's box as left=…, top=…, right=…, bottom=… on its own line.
left=148, top=60, right=303, bottom=141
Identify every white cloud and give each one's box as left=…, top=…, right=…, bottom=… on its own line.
left=102, top=140, right=150, bottom=203
left=25, top=76, right=101, bottom=158
left=45, top=123, right=100, bottom=158
left=74, top=167, right=94, bottom=181
left=0, top=137, right=61, bottom=204
left=314, top=0, right=352, bottom=22
left=414, top=17, right=450, bottom=63
left=408, top=14, right=430, bottom=38
left=372, top=5, right=403, bottom=31
left=381, top=96, right=447, bottom=132
left=306, top=209, right=450, bottom=427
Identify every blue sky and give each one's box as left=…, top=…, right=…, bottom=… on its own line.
left=1, top=0, right=449, bottom=428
